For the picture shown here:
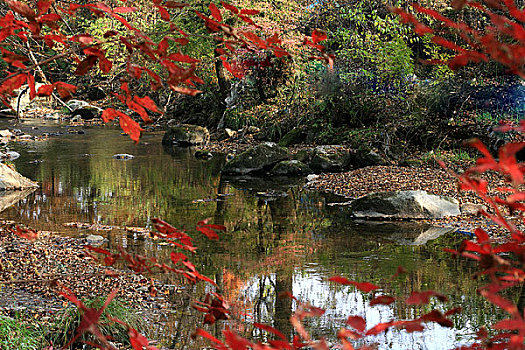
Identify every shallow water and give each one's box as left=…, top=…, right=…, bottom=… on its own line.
left=0, top=119, right=512, bottom=349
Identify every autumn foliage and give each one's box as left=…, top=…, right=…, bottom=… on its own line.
left=1, top=0, right=525, bottom=349
left=0, top=0, right=329, bottom=142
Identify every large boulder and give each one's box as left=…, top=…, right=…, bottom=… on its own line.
left=162, top=124, right=210, bottom=146
left=270, top=160, right=311, bottom=176
left=348, top=149, right=387, bottom=168
left=0, top=163, right=38, bottom=190
left=222, top=142, right=289, bottom=175
left=350, top=190, right=460, bottom=219
left=309, top=145, right=352, bottom=173
left=66, top=99, right=103, bottom=120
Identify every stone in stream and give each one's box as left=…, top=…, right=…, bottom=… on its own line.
left=0, top=163, right=38, bottom=190
left=270, top=160, right=312, bottom=176
left=162, top=124, right=210, bottom=146
left=113, top=154, right=134, bottom=160
left=350, top=190, right=460, bottom=219
left=222, top=142, right=289, bottom=175
left=309, top=145, right=352, bottom=173
left=85, top=234, right=106, bottom=245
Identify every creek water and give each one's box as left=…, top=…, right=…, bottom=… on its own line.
left=0, top=119, right=511, bottom=349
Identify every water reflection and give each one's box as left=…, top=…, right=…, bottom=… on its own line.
left=0, top=120, right=510, bottom=348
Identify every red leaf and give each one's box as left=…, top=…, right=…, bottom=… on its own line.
left=27, top=74, right=36, bottom=100
left=365, top=321, right=394, bottom=336
left=118, top=111, right=144, bottom=143
left=53, top=82, right=77, bottom=100
left=312, top=29, right=327, bottom=44
left=209, top=3, right=222, bottom=22
left=36, top=84, right=54, bottom=97
left=240, top=9, right=260, bottom=15
left=193, top=328, right=226, bottom=349
left=406, top=290, right=448, bottom=305
left=196, top=226, right=219, bottom=240
left=37, top=0, right=52, bottom=14
left=493, top=319, right=525, bottom=330
left=346, top=316, right=366, bottom=332
left=101, top=108, right=118, bottom=122
left=127, top=99, right=152, bottom=124
left=133, top=96, right=163, bottom=114
left=75, top=56, right=98, bottom=76
left=254, top=322, right=286, bottom=340
left=480, top=290, right=520, bottom=317
left=113, top=6, right=137, bottom=13
left=85, top=245, right=111, bottom=256
left=369, top=295, right=395, bottom=306
left=0, top=74, right=27, bottom=95
left=221, top=1, right=239, bottom=14
left=167, top=52, right=200, bottom=63
left=170, top=252, right=187, bottom=265
left=328, top=276, right=380, bottom=292
left=10, top=226, right=38, bottom=241
left=99, top=57, right=112, bottom=73
left=7, top=0, right=36, bottom=20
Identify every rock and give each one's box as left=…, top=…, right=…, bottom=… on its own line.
left=0, top=163, right=38, bottom=190
left=350, top=190, right=461, bottom=219
left=0, top=130, right=12, bottom=138
left=1, top=151, right=20, bottom=161
left=270, top=160, right=312, bottom=176
left=113, top=154, right=134, bottom=160
left=222, top=142, right=289, bottom=175
left=348, top=149, right=386, bottom=168
left=309, top=145, right=352, bottom=173
left=306, top=174, right=319, bottom=182
left=278, top=127, right=306, bottom=147
left=66, top=100, right=103, bottom=120
left=85, top=234, right=106, bottom=245
left=162, top=124, right=210, bottom=146
left=461, top=202, right=487, bottom=216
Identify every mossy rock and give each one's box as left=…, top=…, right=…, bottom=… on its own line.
left=278, top=127, right=307, bottom=147
left=222, top=142, right=289, bottom=175
left=162, top=124, right=210, bottom=146
left=270, top=160, right=312, bottom=176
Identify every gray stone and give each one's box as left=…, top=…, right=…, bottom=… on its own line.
left=222, top=142, right=289, bottom=175
left=460, top=202, right=487, bottom=216
left=86, top=234, right=106, bottom=245
left=0, top=130, right=12, bottom=138
left=66, top=100, right=103, bottom=120
left=278, top=127, right=306, bottom=147
left=309, top=145, right=352, bottom=173
left=0, top=163, right=38, bottom=190
left=113, top=154, right=134, bottom=160
left=350, top=190, right=460, bottom=219
left=270, top=160, right=311, bottom=176
left=162, top=124, right=210, bottom=146
left=349, top=149, right=387, bottom=168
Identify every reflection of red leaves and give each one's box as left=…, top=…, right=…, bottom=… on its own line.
left=10, top=225, right=38, bottom=241
left=369, top=295, right=395, bottom=306
left=346, top=316, right=366, bottom=333
left=328, top=276, right=380, bottom=292
left=405, top=290, right=448, bottom=305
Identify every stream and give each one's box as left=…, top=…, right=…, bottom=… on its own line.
left=0, top=119, right=511, bottom=349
